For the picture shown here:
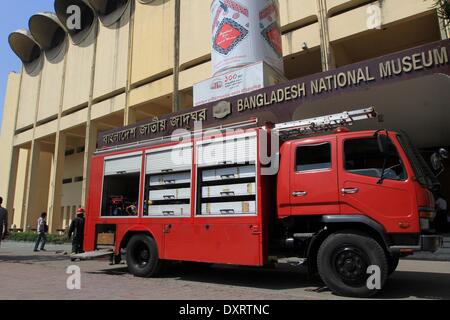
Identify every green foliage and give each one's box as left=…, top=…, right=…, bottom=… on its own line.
left=435, top=0, right=450, bottom=21
left=5, top=232, right=70, bottom=244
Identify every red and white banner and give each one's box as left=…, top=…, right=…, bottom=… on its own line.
left=211, top=0, right=284, bottom=76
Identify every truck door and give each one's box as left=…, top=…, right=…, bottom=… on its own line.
left=144, top=144, right=197, bottom=262
left=192, top=132, right=263, bottom=266
left=289, top=138, right=340, bottom=215
left=337, top=133, right=414, bottom=230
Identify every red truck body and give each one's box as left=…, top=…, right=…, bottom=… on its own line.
left=83, top=123, right=441, bottom=297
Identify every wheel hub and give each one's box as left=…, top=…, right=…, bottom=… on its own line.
left=140, top=250, right=150, bottom=261
left=133, top=242, right=150, bottom=267
left=333, top=246, right=369, bottom=285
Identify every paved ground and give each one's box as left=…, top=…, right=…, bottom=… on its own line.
left=1, top=241, right=450, bottom=300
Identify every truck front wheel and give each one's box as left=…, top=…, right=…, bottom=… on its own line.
left=126, top=234, right=163, bottom=278
left=317, top=231, right=388, bottom=298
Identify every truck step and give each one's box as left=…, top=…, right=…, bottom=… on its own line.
left=293, top=233, right=315, bottom=239
left=276, top=257, right=308, bottom=266
left=71, top=249, right=114, bottom=260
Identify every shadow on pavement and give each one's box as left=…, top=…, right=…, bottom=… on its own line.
left=376, top=271, right=450, bottom=300
left=172, top=265, right=324, bottom=291
left=89, top=263, right=326, bottom=291
left=0, top=252, right=70, bottom=264
left=88, top=266, right=130, bottom=276
left=89, top=263, right=450, bottom=299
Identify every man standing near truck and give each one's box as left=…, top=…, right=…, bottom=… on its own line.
left=0, top=197, right=8, bottom=247
left=69, top=207, right=86, bottom=257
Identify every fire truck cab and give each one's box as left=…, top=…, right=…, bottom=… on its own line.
left=83, top=109, right=443, bottom=298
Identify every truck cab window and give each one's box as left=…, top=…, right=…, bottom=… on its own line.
left=296, top=143, right=332, bottom=172
left=101, top=155, right=142, bottom=217
left=344, top=138, right=406, bottom=181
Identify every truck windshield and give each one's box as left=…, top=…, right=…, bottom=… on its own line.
left=395, top=131, right=440, bottom=191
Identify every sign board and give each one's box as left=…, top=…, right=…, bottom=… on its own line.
left=98, top=40, right=450, bottom=149
left=194, top=61, right=286, bottom=106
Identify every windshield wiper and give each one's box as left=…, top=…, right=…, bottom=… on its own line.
left=377, top=158, right=387, bottom=185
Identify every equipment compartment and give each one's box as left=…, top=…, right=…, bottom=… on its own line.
left=146, top=146, right=192, bottom=174
left=202, top=183, right=256, bottom=198
left=146, top=204, right=191, bottom=217
left=149, top=171, right=191, bottom=186
left=201, top=201, right=256, bottom=215
left=149, top=188, right=191, bottom=201
left=202, top=165, right=256, bottom=182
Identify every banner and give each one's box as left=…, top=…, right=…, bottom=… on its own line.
left=211, top=0, right=284, bottom=76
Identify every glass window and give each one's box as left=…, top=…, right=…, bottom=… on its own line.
left=344, top=137, right=406, bottom=181
left=101, top=155, right=142, bottom=217
left=296, top=143, right=332, bottom=172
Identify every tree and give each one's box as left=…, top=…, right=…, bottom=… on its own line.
left=435, top=0, right=450, bottom=27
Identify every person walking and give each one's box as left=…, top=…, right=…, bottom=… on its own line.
left=69, top=207, right=85, bottom=257
left=34, top=212, right=48, bottom=252
left=0, top=197, right=9, bottom=247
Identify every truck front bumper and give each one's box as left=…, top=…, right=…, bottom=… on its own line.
left=389, top=234, right=443, bottom=253
left=420, top=235, right=443, bottom=252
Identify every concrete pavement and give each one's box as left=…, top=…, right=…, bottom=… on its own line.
left=1, top=241, right=450, bottom=300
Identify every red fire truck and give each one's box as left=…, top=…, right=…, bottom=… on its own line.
left=82, top=108, right=443, bottom=297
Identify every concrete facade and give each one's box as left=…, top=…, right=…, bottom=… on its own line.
left=0, top=0, right=448, bottom=233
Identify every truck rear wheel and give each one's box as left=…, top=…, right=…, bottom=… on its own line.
left=126, top=234, right=162, bottom=278
left=317, top=231, right=388, bottom=298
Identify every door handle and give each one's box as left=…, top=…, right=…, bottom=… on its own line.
left=292, top=191, right=308, bottom=197
left=250, top=225, right=262, bottom=235
left=163, top=224, right=172, bottom=234
left=341, top=188, right=359, bottom=194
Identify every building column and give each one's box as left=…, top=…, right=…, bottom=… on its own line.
left=125, top=107, right=137, bottom=125
left=317, top=0, right=335, bottom=71
left=81, top=17, right=99, bottom=207
left=11, top=149, right=30, bottom=229
left=124, top=0, right=136, bottom=126
left=81, top=122, right=98, bottom=206
left=62, top=207, right=69, bottom=229
left=47, top=132, right=66, bottom=233
left=438, top=12, right=449, bottom=39
left=5, top=147, right=20, bottom=228
left=173, top=0, right=181, bottom=112
left=23, top=140, right=41, bottom=231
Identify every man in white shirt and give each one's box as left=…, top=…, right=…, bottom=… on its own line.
left=34, top=212, right=48, bottom=252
